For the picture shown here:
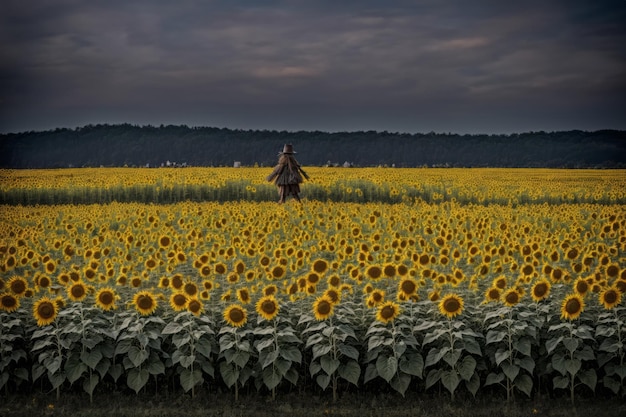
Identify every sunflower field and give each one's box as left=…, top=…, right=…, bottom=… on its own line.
left=0, top=167, right=625, bottom=405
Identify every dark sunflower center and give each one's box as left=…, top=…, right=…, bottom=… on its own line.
left=261, top=300, right=277, bottom=314
left=188, top=300, right=201, bottom=313
left=39, top=277, right=51, bottom=288
left=71, top=285, right=85, bottom=298
left=534, top=283, right=547, bottom=297
left=185, top=283, right=197, bottom=296
left=38, top=302, right=55, bottom=319
left=604, top=290, right=618, bottom=304
left=380, top=305, right=395, bottom=319
left=576, top=281, right=588, bottom=293
left=2, top=295, right=17, bottom=308
left=11, top=280, right=26, bottom=294
left=138, top=295, right=154, bottom=310
left=505, top=292, right=519, bottom=304
left=317, top=300, right=331, bottom=315
left=565, top=298, right=581, bottom=314
left=229, top=308, right=244, bottom=323
left=99, top=292, right=114, bottom=305
left=401, top=280, right=416, bottom=294
left=173, top=294, right=187, bottom=306
left=444, top=298, right=460, bottom=313
left=488, top=289, right=500, bottom=299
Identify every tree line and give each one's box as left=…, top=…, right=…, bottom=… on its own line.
left=1, top=124, right=625, bottom=168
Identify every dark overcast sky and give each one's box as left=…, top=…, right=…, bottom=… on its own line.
left=2, top=0, right=625, bottom=134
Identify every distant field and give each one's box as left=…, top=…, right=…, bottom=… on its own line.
left=0, top=167, right=625, bottom=408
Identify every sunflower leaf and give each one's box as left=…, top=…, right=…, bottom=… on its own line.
left=321, top=356, right=340, bottom=376
left=316, top=373, right=330, bottom=390
left=441, top=369, right=460, bottom=395
left=390, top=372, right=411, bottom=396
left=338, top=360, right=360, bottom=386
left=484, top=372, right=504, bottom=386
left=376, top=355, right=397, bottom=383
left=514, top=374, right=533, bottom=397
left=126, top=368, right=149, bottom=394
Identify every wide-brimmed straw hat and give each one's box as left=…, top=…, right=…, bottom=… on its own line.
left=279, top=144, right=296, bottom=154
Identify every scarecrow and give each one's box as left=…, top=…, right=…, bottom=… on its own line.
left=266, top=144, right=309, bottom=203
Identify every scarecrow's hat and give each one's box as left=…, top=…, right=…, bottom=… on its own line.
left=280, top=144, right=296, bottom=154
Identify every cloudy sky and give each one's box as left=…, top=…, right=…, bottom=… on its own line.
left=2, top=0, right=625, bottom=134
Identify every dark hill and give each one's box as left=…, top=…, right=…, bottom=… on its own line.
left=1, top=124, right=625, bottom=168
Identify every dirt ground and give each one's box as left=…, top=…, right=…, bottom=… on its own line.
left=1, top=390, right=625, bottom=417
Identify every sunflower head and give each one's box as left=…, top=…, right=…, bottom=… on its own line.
left=223, top=304, right=247, bottom=327
left=560, top=293, right=585, bottom=320
left=399, top=278, right=418, bottom=297
left=0, top=293, right=20, bottom=312
left=95, top=288, right=117, bottom=311
left=33, top=296, right=58, bottom=326
left=376, top=301, right=401, bottom=324
left=8, top=277, right=28, bottom=297
left=502, top=289, right=521, bottom=307
left=438, top=293, right=464, bottom=319
left=313, top=295, right=334, bottom=321
left=170, top=292, right=188, bottom=312
left=599, top=287, right=622, bottom=310
left=531, top=279, right=551, bottom=302
left=68, top=282, right=88, bottom=302
left=187, top=298, right=203, bottom=316
left=133, top=291, right=158, bottom=316
left=256, top=296, right=280, bottom=321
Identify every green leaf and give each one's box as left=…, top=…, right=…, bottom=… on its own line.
left=441, top=370, right=460, bottom=395
left=425, top=368, right=442, bottom=389
left=316, top=373, right=331, bottom=390
left=274, top=358, right=292, bottom=376
left=232, top=351, right=250, bottom=369
left=260, top=349, right=279, bottom=369
left=80, top=349, right=103, bottom=370
left=517, top=356, right=535, bottom=375
left=443, top=350, right=461, bottom=367
left=321, top=356, right=340, bottom=376
left=422, top=329, right=446, bottom=346
left=219, top=362, right=238, bottom=388
left=376, top=355, right=398, bottom=383
left=255, top=338, right=275, bottom=352
left=516, top=338, right=532, bottom=357
left=484, top=372, right=504, bottom=386
left=502, top=362, right=520, bottom=382
left=603, top=376, right=621, bottom=394
left=465, top=372, right=480, bottom=397
left=390, top=373, right=411, bottom=396
left=108, top=363, right=123, bottom=382
left=515, top=374, right=533, bottom=397
left=495, top=348, right=510, bottom=366
left=309, top=360, right=322, bottom=377
left=458, top=356, right=476, bottom=381
left=262, top=365, right=282, bottom=390
left=127, top=368, right=149, bottom=394
left=305, top=333, right=324, bottom=348
left=578, top=368, right=597, bottom=391
left=312, top=344, right=332, bottom=360
left=486, top=330, right=506, bottom=345
left=552, top=353, right=566, bottom=376
left=66, top=360, right=87, bottom=384
left=83, top=374, right=99, bottom=396
left=367, top=335, right=385, bottom=352
left=553, top=375, right=569, bottom=390
left=338, top=360, right=361, bottom=386
left=254, top=326, right=275, bottom=336
left=399, top=353, right=423, bottom=377
left=564, top=358, right=581, bottom=377
left=599, top=339, right=621, bottom=353
left=280, top=346, right=302, bottom=364
left=575, top=345, right=596, bottom=362
left=48, top=371, right=66, bottom=389
left=463, top=337, right=482, bottom=356
left=46, top=355, right=63, bottom=375
left=147, top=358, right=165, bottom=375
left=425, top=346, right=449, bottom=368
left=338, top=344, right=359, bottom=361
left=180, top=368, right=203, bottom=393
left=546, top=336, right=564, bottom=355
left=563, top=337, right=579, bottom=354
left=128, top=346, right=149, bottom=368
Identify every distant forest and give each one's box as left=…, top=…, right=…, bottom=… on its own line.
left=1, top=124, right=625, bottom=168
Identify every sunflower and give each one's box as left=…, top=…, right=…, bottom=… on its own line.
left=170, top=274, right=184, bottom=290
left=95, top=288, right=117, bottom=311
left=312, top=259, right=329, bottom=275
left=573, top=278, right=590, bottom=296
left=223, top=304, right=247, bottom=327
left=262, top=284, right=277, bottom=296
left=365, top=265, right=383, bottom=280
left=313, top=295, right=334, bottom=320
left=68, top=282, right=88, bottom=302
left=237, top=288, right=251, bottom=304
left=398, top=278, right=418, bottom=297
left=170, top=292, right=188, bottom=311
left=502, top=288, right=521, bottom=307
left=256, top=296, right=280, bottom=321
left=33, top=296, right=58, bottom=326
left=158, top=277, right=170, bottom=288
left=484, top=287, right=501, bottom=303
left=428, top=290, right=440, bottom=302
left=560, top=293, right=585, bottom=320
left=183, top=281, right=199, bottom=297
left=133, top=291, right=158, bottom=316
left=367, top=289, right=385, bottom=307
left=8, top=276, right=28, bottom=297
left=36, top=274, right=52, bottom=290
left=383, top=264, right=397, bottom=278
left=438, top=293, right=464, bottom=319
left=531, top=279, right=551, bottom=302
left=323, top=288, right=341, bottom=305
left=376, top=301, right=401, bottom=324
left=187, top=298, right=203, bottom=316
left=0, top=293, right=20, bottom=312
left=599, top=287, right=622, bottom=310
